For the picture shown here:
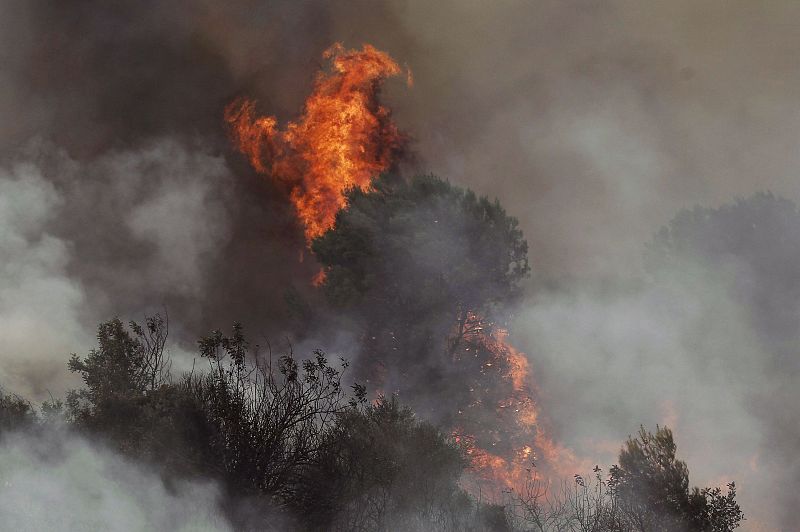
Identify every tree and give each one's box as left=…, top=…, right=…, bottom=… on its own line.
left=313, top=174, right=529, bottom=318
left=611, top=426, right=743, bottom=531
left=66, top=315, right=218, bottom=478
left=189, top=323, right=357, bottom=507
left=311, top=174, right=530, bottom=416
left=64, top=315, right=364, bottom=528
left=508, top=427, right=742, bottom=531
left=647, top=193, right=797, bottom=528
left=646, top=192, right=800, bottom=363
left=509, top=464, right=628, bottom=532
left=294, top=395, right=477, bottom=531
left=66, top=315, right=170, bottom=448
left=0, top=389, right=37, bottom=434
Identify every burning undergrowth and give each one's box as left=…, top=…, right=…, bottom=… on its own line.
left=224, top=42, right=578, bottom=498
left=0, top=31, right=748, bottom=529
left=449, top=313, right=585, bottom=496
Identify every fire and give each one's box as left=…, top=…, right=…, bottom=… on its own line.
left=452, top=312, right=584, bottom=495
left=225, top=43, right=581, bottom=498
left=225, top=43, right=407, bottom=242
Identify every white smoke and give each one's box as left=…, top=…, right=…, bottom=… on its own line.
left=0, top=161, right=87, bottom=397
left=0, top=430, right=232, bottom=531
left=0, top=140, right=234, bottom=398
left=512, top=268, right=775, bottom=527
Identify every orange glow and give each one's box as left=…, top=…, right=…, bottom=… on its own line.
left=225, top=43, right=407, bottom=242
left=453, top=312, right=585, bottom=494
left=311, top=268, right=328, bottom=287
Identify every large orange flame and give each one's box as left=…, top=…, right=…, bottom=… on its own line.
left=225, top=43, right=407, bottom=242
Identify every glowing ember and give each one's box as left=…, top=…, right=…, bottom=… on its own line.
left=225, top=43, right=408, bottom=242
left=311, top=268, right=328, bottom=287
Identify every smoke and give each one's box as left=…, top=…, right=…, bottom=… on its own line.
left=512, top=275, right=770, bottom=524
left=0, top=140, right=239, bottom=396
left=0, top=429, right=232, bottom=531
left=370, top=1, right=800, bottom=282
left=363, top=3, right=800, bottom=527
left=2, top=0, right=800, bottom=528
left=505, top=192, right=800, bottom=528
left=0, top=0, right=356, bottom=398
left=0, top=160, right=88, bottom=396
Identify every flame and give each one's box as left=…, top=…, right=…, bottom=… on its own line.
left=452, top=312, right=585, bottom=495
left=225, top=43, right=583, bottom=499
left=311, top=268, right=328, bottom=287
left=225, top=43, right=407, bottom=242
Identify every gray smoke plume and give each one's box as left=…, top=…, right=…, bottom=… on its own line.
left=0, top=429, right=232, bottom=531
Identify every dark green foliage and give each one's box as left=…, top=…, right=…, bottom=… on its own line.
left=611, top=426, right=743, bottom=531
left=67, top=316, right=168, bottom=446
left=0, top=389, right=37, bottom=433
left=476, top=504, right=513, bottom=532
left=647, top=192, right=800, bottom=273
left=295, top=396, right=473, bottom=531
left=313, top=174, right=529, bottom=315
left=67, top=315, right=170, bottom=424
left=702, top=483, right=745, bottom=532
left=613, top=426, right=695, bottom=529
left=312, top=174, right=530, bottom=419
left=190, top=323, right=352, bottom=506
left=66, top=315, right=217, bottom=477
left=61, top=315, right=361, bottom=528
left=646, top=193, right=794, bottom=529
left=647, top=192, right=800, bottom=363
left=509, top=427, right=742, bottom=531
left=8, top=312, right=745, bottom=531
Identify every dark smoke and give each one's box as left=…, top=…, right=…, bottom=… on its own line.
left=0, top=0, right=340, bottom=394
left=2, top=1, right=799, bottom=528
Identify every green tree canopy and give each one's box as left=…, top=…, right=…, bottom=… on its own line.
left=313, top=174, right=529, bottom=317
left=312, top=174, right=530, bottom=413
left=0, top=390, right=37, bottom=434
left=295, top=396, right=475, bottom=531
left=612, top=426, right=743, bottom=531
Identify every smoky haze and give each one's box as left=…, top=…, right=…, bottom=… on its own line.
left=0, top=429, right=233, bottom=531
left=2, top=1, right=800, bottom=529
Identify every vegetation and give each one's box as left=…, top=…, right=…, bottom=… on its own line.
left=508, top=427, right=742, bottom=532
left=311, top=174, right=531, bottom=422
left=190, top=323, right=353, bottom=503
left=313, top=174, right=529, bottom=314
left=295, top=396, right=472, bottom=530
left=0, top=314, right=742, bottom=531
left=0, top=389, right=37, bottom=433
left=0, top=177, right=750, bottom=530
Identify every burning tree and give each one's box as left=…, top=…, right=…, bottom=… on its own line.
left=223, top=41, right=569, bottom=497
left=507, top=427, right=743, bottom=532
left=221, top=42, right=738, bottom=520
left=308, top=174, right=573, bottom=494
left=312, top=173, right=529, bottom=316
left=311, top=173, right=529, bottom=392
